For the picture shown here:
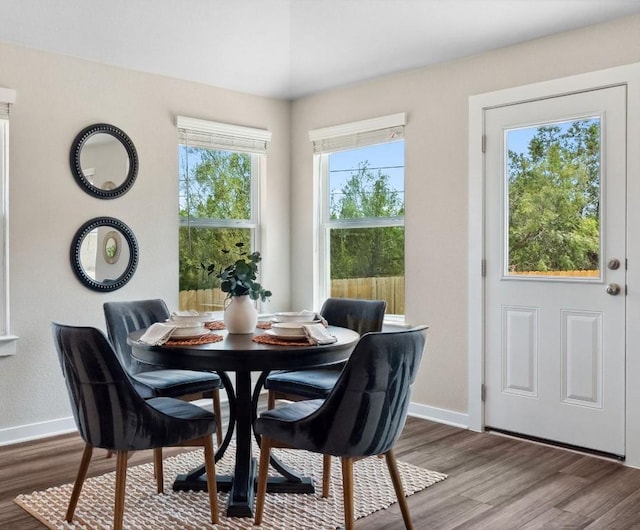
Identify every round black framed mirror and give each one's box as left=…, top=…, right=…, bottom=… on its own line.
left=70, top=123, right=138, bottom=199
left=70, top=217, right=139, bottom=292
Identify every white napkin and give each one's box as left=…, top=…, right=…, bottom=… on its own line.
left=299, top=310, right=328, bottom=327
left=139, top=322, right=178, bottom=345
left=302, top=323, right=337, bottom=345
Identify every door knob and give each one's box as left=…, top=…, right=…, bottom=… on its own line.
left=607, top=258, right=621, bottom=270
left=606, top=283, right=621, bottom=296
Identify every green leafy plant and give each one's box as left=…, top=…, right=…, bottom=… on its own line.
left=202, top=242, right=272, bottom=302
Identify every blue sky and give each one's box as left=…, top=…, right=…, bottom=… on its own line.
left=328, top=140, right=405, bottom=194
left=506, top=127, right=537, bottom=155
left=506, top=117, right=599, bottom=156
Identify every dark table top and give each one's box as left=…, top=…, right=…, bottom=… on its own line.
left=128, top=325, right=360, bottom=372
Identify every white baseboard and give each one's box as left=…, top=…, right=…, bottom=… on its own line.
left=0, top=401, right=467, bottom=447
left=408, top=402, right=469, bottom=429
left=0, top=416, right=77, bottom=447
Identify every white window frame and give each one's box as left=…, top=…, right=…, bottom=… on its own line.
left=176, top=116, right=270, bottom=299
left=309, top=113, right=406, bottom=313
left=0, top=87, right=17, bottom=356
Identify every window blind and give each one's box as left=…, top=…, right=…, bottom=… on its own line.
left=309, top=112, right=406, bottom=154
left=0, top=88, right=16, bottom=120
left=177, top=115, right=271, bottom=154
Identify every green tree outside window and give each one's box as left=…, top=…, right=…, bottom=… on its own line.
left=507, top=119, right=600, bottom=273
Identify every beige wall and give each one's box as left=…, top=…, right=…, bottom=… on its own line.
left=0, top=14, right=638, bottom=442
left=290, top=14, right=640, bottom=414
left=0, top=43, right=290, bottom=437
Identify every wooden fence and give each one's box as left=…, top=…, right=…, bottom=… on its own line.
left=179, top=275, right=406, bottom=314
left=512, top=270, right=599, bottom=277
left=330, top=276, right=404, bottom=314
left=178, top=271, right=597, bottom=313
left=179, top=288, right=227, bottom=313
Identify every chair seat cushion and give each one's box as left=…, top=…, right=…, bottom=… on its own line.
left=264, top=367, right=341, bottom=399
left=148, top=396, right=216, bottom=421
left=131, top=369, right=221, bottom=399
left=145, top=397, right=217, bottom=448
left=255, top=399, right=324, bottom=445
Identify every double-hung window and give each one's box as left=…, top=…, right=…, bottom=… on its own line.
left=177, top=116, right=270, bottom=311
left=310, top=113, right=406, bottom=317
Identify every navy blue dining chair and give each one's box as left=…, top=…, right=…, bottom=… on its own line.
left=103, top=299, right=223, bottom=444
left=254, top=326, right=427, bottom=530
left=52, top=322, right=219, bottom=530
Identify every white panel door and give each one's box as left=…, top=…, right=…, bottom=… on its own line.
left=484, top=86, right=627, bottom=456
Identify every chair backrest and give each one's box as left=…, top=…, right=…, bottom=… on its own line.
left=320, top=297, right=386, bottom=335
left=313, top=326, right=427, bottom=457
left=51, top=322, right=149, bottom=450
left=103, top=299, right=170, bottom=372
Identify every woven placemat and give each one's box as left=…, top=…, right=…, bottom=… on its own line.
left=253, top=335, right=312, bottom=347
left=166, top=333, right=224, bottom=346
left=15, top=441, right=446, bottom=529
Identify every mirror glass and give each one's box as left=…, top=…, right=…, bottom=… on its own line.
left=103, top=230, right=121, bottom=265
left=70, top=124, right=138, bottom=199
left=71, top=217, right=138, bottom=291
left=79, top=134, right=130, bottom=190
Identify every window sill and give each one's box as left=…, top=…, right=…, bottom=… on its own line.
left=0, top=334, right=18, bottom=356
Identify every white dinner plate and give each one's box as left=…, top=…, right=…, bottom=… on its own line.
left=171, top=328, right=210, bottom=339
left=270, top=322, right=309, bottom=336
left=265, top=330, right=308, bottom=341
left=169, top=323, right=206, bottom=333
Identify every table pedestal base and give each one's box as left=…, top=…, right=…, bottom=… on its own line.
left=173, top=462, right=315, bottom=517
left=263, top=476, right=315, bottom=493
left=173, top=470, right=315, bottom=517
left=173, top=474, right=316, bottom=493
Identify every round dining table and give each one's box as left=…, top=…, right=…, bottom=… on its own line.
left=128, top=325, right=359, bottom=518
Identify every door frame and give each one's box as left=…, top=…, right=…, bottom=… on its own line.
left=468, top=62, right=640, bottom=467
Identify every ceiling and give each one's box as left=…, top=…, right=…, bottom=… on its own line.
left=1, top=0, right=638, bottom=99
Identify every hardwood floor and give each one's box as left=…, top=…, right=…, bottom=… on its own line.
left=2, top=416, right=639, bottom=529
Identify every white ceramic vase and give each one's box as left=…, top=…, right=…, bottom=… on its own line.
left=224, top=295, right=258, bottom=334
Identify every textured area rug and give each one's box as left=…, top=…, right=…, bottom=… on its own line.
left=15, top=442, right=446, bottom=529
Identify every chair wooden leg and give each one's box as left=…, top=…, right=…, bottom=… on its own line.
left=267, top=390, right=276, bottom=410
left=213, top=388, right=223, bottom=445
left=153, top=448, right=163, bottom=493
left=322, top=454, right=332, bottom=497
left=114, top=451, right=128, bottom=530
left=341, top=457, right=355, bottom=530
left=202, top=435, right=219, bottom=524
left=254, top=436, right=272, bottom=525
left=385, top=449, right=414, bottom=530
left=65, top=443, right=93, bottom=522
